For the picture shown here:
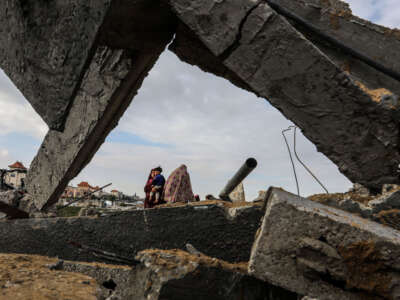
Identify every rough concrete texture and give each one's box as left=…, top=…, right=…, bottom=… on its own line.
left=309, top=186, right=400, bottom=231
left=129, top=249, right=298, bottom=300
left=62, top=260, right=135, bottom=300
left=0, top=254, right=100, bottom=300
left=267, top=0, right=400, bottom=96
left=25, top=46, right=164, bottom=211
left=0, top=0, right=111, bottom=130
left=0, top=202, right=263, bottom=264
left=249, top=188, right=400, bottom=299
left=169, top=0, right=400, bottom=190
left=0, top=190, right=29, bottom=219
left=229, top=182, right=246, bottom=202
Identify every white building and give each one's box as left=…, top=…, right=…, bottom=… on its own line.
left=4, top=161, right=27, bottom=189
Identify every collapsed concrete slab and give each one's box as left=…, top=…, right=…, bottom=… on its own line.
left=0, top=202, right=263, bottom=264
left=25, top=46, right=165, bottom=211
left=0, top=250, right=298, bottom=300
left=2, top=0, right=400, bottom=211
left=0, top=0, right=112, bottom=130
left=22, top=0, right=176, bottom=211
left=126, top=249, right=298, bottom=300
left=169, top=0, right=400, bottom=191
left=309, top=186, right=400, bottom=231
left=249, top=188, right=400, bottom=299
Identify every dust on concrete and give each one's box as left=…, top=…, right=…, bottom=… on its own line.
left=308, top=192, right=374, bottom=206
left=138, top=249, right=248, bottom=274
left=0, top=254, right=99, bottom=300
left=338, top=241, right=391, bottom=298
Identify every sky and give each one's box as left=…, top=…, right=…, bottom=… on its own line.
left=0, top=0, right=399, bottom=200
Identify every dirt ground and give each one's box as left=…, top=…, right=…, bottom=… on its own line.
left=0, top=254, right=99, bottom=300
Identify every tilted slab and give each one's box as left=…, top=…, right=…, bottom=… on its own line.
left=25, top=47, right=164, bottom=210
left=249, top=188, right=400, bottom=299
left=128, top=249, right=298, bottom=300
left=0, top=0, right=111, bottom=130
left=0, top=203, right=262, bottom=264
left=266, top=0, right=400, bottom=95
left=169, top=0, right=400, bottom=190
left=23, top=1, right=176, bottom=211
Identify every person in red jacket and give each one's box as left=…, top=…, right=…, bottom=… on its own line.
left=144, top=168, right=156, bottom=208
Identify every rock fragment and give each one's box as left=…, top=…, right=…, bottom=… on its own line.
left=131, top=249, right=298, bottom=300
left=229, top=182, right=246, bottom=202
left=249, top=187, right=400, bottom=299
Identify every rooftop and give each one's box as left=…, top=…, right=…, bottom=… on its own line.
left=8, top=161, right=27, bottom=170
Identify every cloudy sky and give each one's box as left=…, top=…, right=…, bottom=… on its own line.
left=0, top=0, right=398, bottom=200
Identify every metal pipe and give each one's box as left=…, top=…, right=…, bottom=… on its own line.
left=219, top=158, right=257, bottom=201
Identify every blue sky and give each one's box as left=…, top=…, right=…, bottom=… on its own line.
left=0, top=0, right=398, bottom=199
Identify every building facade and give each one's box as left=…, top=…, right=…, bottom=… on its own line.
left=4, top=161, right=27, bottom=189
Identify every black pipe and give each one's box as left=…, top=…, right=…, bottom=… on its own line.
left=219, top=158, right=257, bottom=201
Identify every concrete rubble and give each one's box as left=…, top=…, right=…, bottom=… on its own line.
left=229, top=182, right=246, bottom=202
left=1, top=0, right=400, bottom=299
left=309, top=184, right=400, bottom=231
left=0, top=0, right=398, bottom=212
left=0, top=201, right=263, bottom=264
left=249, top=187, right=400, bottom=299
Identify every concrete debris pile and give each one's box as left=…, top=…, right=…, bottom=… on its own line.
left=309, top=184, right=400, bottom=231
left=0, top=0, right=399, bottom=214
left=1, top=191, right=400, bottom=299
left=250, top=188, right=400, bottom=300
left=1, top=0, right=400, bottom=298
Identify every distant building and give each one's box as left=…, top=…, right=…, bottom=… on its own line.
left=4, top=161, right=27, bottom=189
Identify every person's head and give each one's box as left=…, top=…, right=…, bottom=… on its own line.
left=150, top=169, right=156, bottom=177
left=154, top=166, right=162, bottom=175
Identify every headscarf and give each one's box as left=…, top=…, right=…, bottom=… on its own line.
left=163, top=164, right=195, bottom=203
left=144, top=169, right=155, bottom=193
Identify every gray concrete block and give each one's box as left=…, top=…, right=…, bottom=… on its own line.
left=129, top=249, right=298, bottom=300
left=249, top=188, right=400, bottom=299
left=0, top=0, right=111, bottom=130
left=0, top=203, right=263, bottom=264
left=25, top=46, right=164, bottom=211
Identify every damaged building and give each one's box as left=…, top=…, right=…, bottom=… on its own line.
left=1, top=0, right=400, bottom=299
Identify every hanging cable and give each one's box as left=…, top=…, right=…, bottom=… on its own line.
left=292, top=127, right=329, bottom=194
left=282, top=126, right=300, bottom=197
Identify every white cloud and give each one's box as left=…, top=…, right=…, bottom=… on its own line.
left=0, top=71, right=47, bottom=139
left=73, top=51, right=352, bottom=199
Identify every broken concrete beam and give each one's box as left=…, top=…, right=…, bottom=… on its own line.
left=266, top=0, right=400, bottom=96
left=309, top=187, right=400, bottom=231
left=0, top=202, right=262, bottom=264
left=249, top=188, right=400, bottom=299
left=25, top=46, right=165, bottom=211
left=0, top=254, right=100, bottom=300
left=0, top=0, right=111, bottom=130
left=169, top=0, right=400, bottom=190
left=129, top=249, right=298, bottom=300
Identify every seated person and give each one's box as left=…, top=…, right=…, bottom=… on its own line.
left=150, top=167, right=165, bottom=205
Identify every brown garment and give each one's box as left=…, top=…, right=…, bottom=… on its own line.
left=163, top=165, right=195, bottom=203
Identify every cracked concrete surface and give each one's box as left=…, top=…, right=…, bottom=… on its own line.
left=249, top=188, right=400, bottom=299
left=1, top=0, right=400, bottom=211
